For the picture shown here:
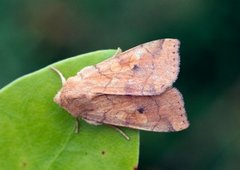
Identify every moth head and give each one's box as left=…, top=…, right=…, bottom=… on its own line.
left=53, top=81, right=94, bottom=117
left=54, top=89, right=81, bottom=117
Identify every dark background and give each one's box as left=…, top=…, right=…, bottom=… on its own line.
left=1, top=0, right=240, bottom=169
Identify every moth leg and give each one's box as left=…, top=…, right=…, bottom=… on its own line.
left=112, top=47, right=122, bottom=58
left=74, top=118, right=80, bottom=133
left=108, top=125, right=130, bottom=140
left=50, top=66, right=66, bottom=85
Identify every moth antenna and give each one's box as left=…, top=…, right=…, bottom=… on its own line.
left=108, top=125, right=130, bottom=140
left=50, top=66, right=66, bottom=86
left=112, top=47, right=122, bottom=58
left=74, top=118, right=80, bottom=133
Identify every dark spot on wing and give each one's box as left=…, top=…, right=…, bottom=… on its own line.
left=132, top=64, right=140, bottom=71
left=137, top=106, right=145, bottom=114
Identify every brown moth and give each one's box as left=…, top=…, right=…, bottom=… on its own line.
left=52, top=39, right=189, bottom=139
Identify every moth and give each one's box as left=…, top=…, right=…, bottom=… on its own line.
left=52, top=39, right=189, bottom=140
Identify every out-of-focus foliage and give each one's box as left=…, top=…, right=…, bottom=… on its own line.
left=0, top=0, right=239, bottom=169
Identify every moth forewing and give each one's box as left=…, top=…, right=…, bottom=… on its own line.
left=56, top=39, right=180, bottom=102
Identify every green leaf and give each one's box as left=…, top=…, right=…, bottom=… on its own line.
left=0, top=50, right=139, bottom=170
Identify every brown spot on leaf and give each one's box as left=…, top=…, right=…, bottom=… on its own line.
left=133, top=166, right=138, bottom=170
left=101, top=150, right=106, bottom=155
left=21, top=161, right=27, bottom=168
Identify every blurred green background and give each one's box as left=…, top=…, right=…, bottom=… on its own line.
left=1, top=0, right=239, bottom=169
